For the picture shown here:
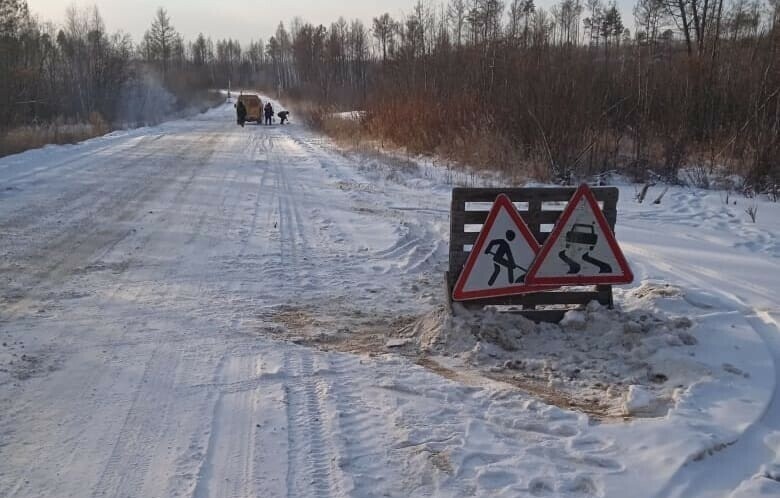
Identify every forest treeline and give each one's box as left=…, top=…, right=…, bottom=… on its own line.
left=268, top=0, right=779, bottom=190
left=1, top=0, right=778, bottom=190
left=0, top=1, right=242, bottom=131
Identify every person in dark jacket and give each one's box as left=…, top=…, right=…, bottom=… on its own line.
left=278, top=110, right=289, bottom=125
left=235, top=100, right=247, bottom=127
left=264, top=102, right=274, bottom=125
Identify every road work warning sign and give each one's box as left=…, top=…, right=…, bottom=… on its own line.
left=452, top=194, right=549, bottom=301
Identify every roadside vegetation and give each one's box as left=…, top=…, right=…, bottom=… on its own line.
left=269, top=0, right=780, bottom=195
left=0, top=2, right=226, bottom=156
left=2, top=0, right=778, bottom=196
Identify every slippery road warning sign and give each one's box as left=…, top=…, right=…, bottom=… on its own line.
left=452, top=194, right=550, bottom=301
left=525, top=184, right=633, bottom=286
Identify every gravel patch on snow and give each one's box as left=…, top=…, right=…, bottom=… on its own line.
left=412, top=287, right=702, bottom=418
left=265, top=282, right=712, bottom=419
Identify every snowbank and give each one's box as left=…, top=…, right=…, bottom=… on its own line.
left=329, top=111, right=366, bottom=121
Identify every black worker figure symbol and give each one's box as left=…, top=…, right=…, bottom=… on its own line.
left=559, top=222, right=613, bottom=274
left=485, top=230, right=528, bottom=286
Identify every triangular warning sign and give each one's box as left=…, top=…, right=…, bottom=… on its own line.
left=525, top=184, right=634, bottom=286
left=452, top=194, right=553, bottom=301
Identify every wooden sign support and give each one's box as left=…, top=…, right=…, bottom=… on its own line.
left=447, top=187, right=620, bottom=322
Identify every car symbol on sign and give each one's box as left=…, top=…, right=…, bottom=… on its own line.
left=565, top=223, right=597, bottom=250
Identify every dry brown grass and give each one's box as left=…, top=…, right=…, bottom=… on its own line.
left=291, top=100, right=369, bottom=149
left=287, top=95, right=549, bottom=183
left=288, top=100, right=330, bottom=129
left=0, top=113, right=110, bottom=158
left=284, top=92, right=763, bottom=189
left=321, top=115, right=364, bottom=147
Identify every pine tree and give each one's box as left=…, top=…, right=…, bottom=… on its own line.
left=145, top=8, right=178, bottom=81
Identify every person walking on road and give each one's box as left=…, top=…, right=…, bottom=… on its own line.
left=236, top=100, right=247, bottom=127
left=264, top=102, right=274, bottom=125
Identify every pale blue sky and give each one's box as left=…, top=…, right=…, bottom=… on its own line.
left=27, top=0, right=636, bottom=45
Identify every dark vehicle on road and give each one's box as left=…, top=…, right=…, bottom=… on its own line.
left=565, top=223, right=597, bottom=250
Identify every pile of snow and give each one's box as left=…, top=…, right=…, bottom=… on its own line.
left=330, top=110, right=366, bottom=121
left=399, top=283, right=717, bottom=417
left=268, top=275, right=770, bottom=424
left=730, top=431, right=780, bottom=496
left=622, top=385, right=663, bottom=416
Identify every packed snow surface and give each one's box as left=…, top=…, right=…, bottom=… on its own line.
left=1, top=99, right=780, bottom=497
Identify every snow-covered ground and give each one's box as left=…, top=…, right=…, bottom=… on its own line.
left=1, top=99, right=779, bottom=497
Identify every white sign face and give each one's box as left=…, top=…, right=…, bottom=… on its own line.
left=525, top=185, right=633, bottom=286
left=453, top=195, right=550, bottom=301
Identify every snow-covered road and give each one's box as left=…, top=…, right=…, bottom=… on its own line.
left=1, top=102, right=779, bottom=497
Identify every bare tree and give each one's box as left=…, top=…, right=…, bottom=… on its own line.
left=447, top=0, right=468, bottom=47
left=372, top=13, right=395, bottom=61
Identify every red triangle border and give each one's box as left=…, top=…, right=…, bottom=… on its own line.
left=524, top=184, right=634, bottom=286
left=452, top=194, right=556, bottom=301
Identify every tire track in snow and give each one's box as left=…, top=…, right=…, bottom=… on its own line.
left=275, top=158, right=295, bottom=271
left=659, top=311, right=780, bottom=498
left=0, top=134, right=211, bottom=321
left=327, top=353, right=398, bottom=497
left=0, top=133, right=193, bottom=237
left=86, top=133, right=231, bottom=497
left=1, top=111, right=297, bottom=498
left=1, top=129, right=226, bottom=498
left=90, top=344, right=180, bottom=498
left=0, top=133, right=214, bottom=411
left=0, top=132, right=225, bottom=496
left=87, top=171, right=218, bottom=498
left=267, top=132, right=314, bottom=293
left=192, top=354, right=261, bottom=498
left=279, top=157, right=314, bottom=288
left=189, top=346, right=290, bottom=498
left=278, top=128, right=446, bottom=303
left=237, top=153, right=270, bottom=259
left=236, top=133, right=283, bottom=286
left=285, top=350, right=344, bottom=498
left=623, top=240, right=780, bottom=497
left=622, top=242, right=775, bottom=308
left=277, top=147, right=310, bottom=250
left=226, top=138, right=276, bottom=325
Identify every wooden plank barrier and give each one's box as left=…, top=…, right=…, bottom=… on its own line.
left=447, top=187, right=620, bottom=322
